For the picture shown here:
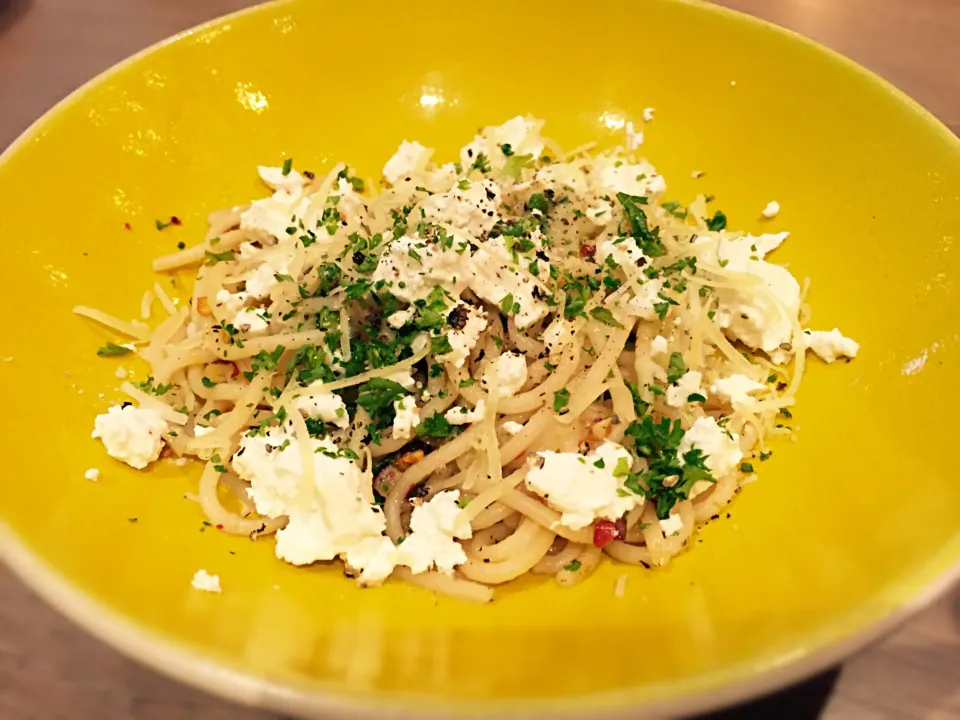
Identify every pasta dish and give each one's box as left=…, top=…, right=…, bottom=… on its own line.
left=78, top=116, right=858, bottom=602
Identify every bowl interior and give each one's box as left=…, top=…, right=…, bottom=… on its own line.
left=1, top=0, right=959, bottom=714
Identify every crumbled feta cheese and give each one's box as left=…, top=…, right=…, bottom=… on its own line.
left=382, top=140, right=432, bottom=184
left=542, top=317, right=578, bottom=356
left=295, top=388, right=349, bottom=428
left=526, top=441, right=639, bottom=530
left=372, top=234, right=470, bottom=303
left=481, top=351, right=528, bottom=397
left=460, top=116, right=544, bottom=176
left=717, top=232, right=789, bottom=268
left=677, top=417, right=743, bottom=478
left=805, top=328, right=859, bottom=363
left=232, top=427, right=389, bottom=583
left=114, top=367, right=128, bottom=380
left=191, top=569, right=222, bottom=593
left=394, top=490, right=472, bottom=574
left=240, top=186, right=308, bottom=241
left=421, top=389, right=432, bottom=402
left=243, top=260, right=287, bottom=299
left=711, top=374, right=765, bottom=406
left=444, top=400, right=486, bottom=425
left=258, top=165, right=305, bottom=192
left=422, top=178, right=502, bottom=237
left=709, top=233, right=799, bottom=357
left=440, top=303, right=488, bottom=368
left=92, top=404, right=168, bottom=469
left=386, top=309, right=414, bottom=329
left=761, top=201, right=780, bottom=218
left=502, top=420, right=524, bottom=435
left=535, top=163, right=589, bottom=196
left=666, top=370, right=704, bottom=407
left=343, top=536, right=400, bottom=585
left=470, top=238, right=548, bottom=328
left=650, top=335, right=669, bottom=356
left=231, top=307, right=270, bottom=335
left=591, top=156, right=665, bottom=198
left=642, top=107, right=655, bottom=123
left=625, top=121, right=643, bottom=150
left=215, top=288, right=247, bottom=315
left=597, top=237, right=649, bottom=271
left=194, top=425, right=215, bottom=438
left=84, top=468, right=100, bottom=482
left=392, top=396, right=420, bottom=440
left=659, top=513, right=683, bottom=536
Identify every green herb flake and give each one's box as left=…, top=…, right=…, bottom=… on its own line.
left=281, top=158, right=293, bottom=176
left=563, top=559, right=582, bottom=572
left=97, top=342, right=132, bottom=358
left=553, top=388, right=571, bottom=413
left=589, top=307, right=624, bottom=328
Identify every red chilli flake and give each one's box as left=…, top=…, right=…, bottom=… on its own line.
left=215, top=524, right=224, bottom=530
left=579, top=244, right=597, bottom=259
left=123, top=222, right=132, bottom=230
left=171, top=216, right=182, bottom=226
left=593, top=519, right=625, bottom=548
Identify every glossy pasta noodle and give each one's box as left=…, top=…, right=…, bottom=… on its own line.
left=81, top=116, right=859, bottom=602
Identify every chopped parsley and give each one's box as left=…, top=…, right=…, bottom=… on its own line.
left=553, top=388, right=570, bottom=413
left=281, top=158, right=293, bottom=176
left=97, top=342, right=132, bottom=358
left=589, top=307, right=624, bottom=328
left=705, top=210, right=727, bottom=231
left=204, top=250, right=235, bottom=265
left=563, top=559, right=582, bottom=572
left=416, top=412, right=455, bottom=438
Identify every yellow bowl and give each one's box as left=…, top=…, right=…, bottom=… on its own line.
left=1, top=0, right=958, bottom=716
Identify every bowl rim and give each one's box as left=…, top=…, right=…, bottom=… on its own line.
left=1, top=0, right=958, bottom=717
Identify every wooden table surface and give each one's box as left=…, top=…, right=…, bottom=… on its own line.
left=1, top=1, right=958, bottom=718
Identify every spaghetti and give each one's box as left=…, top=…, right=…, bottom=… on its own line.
left=82, top=116, right=859, bottom=601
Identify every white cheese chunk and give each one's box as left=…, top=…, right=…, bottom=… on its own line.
left=804, top=328, right=859, bottom=363
left=92, top=404, right=168, bottom=469
left=642, top=107, right=656, bottom=123
left=392, top=396, right=420, bottom=440
left=84, top=468, right=100, bottom=482
left=372, top=233, right=471, bottom=303
left=501, top=420, right=524, bottom=435
left=386, top=309, right=414, bottom=329
left=383, top=141, right=432, bottom=184
left=526, top=441, right=640, bottom=530
left=440, top=303, right=488, bottom=368
left=295, top=388, right=349, bottom=428
left=422, top=178, right=501, bottom=236
left=240, top=186, right=308, bottom=242
left=444, top=400, right=486, bottom=426
left=761, top=200, right=781, bottom=218
left=666, top=370, right=704, bottom=408
left=658, top=513, right=683, bottom=536
left=470, top=238, right=548, bottom=328
left=257, top=165, right=306, bottom=192
left=232, top=426, right=392, bottom=584
left=711, top=374, right=766, bottom=406
left=460, top=116, right=544, bottom=176
left=677, top=417, right=743, bottom=478
left=650, top=335, right=669, bottom=356
left=481, top=351, right=528, bottom=397
left=191, top=569, right=222, bottom=593
left=590, top=156, right=666, bottom=198
left=394, top=490, right=472, bottom=574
